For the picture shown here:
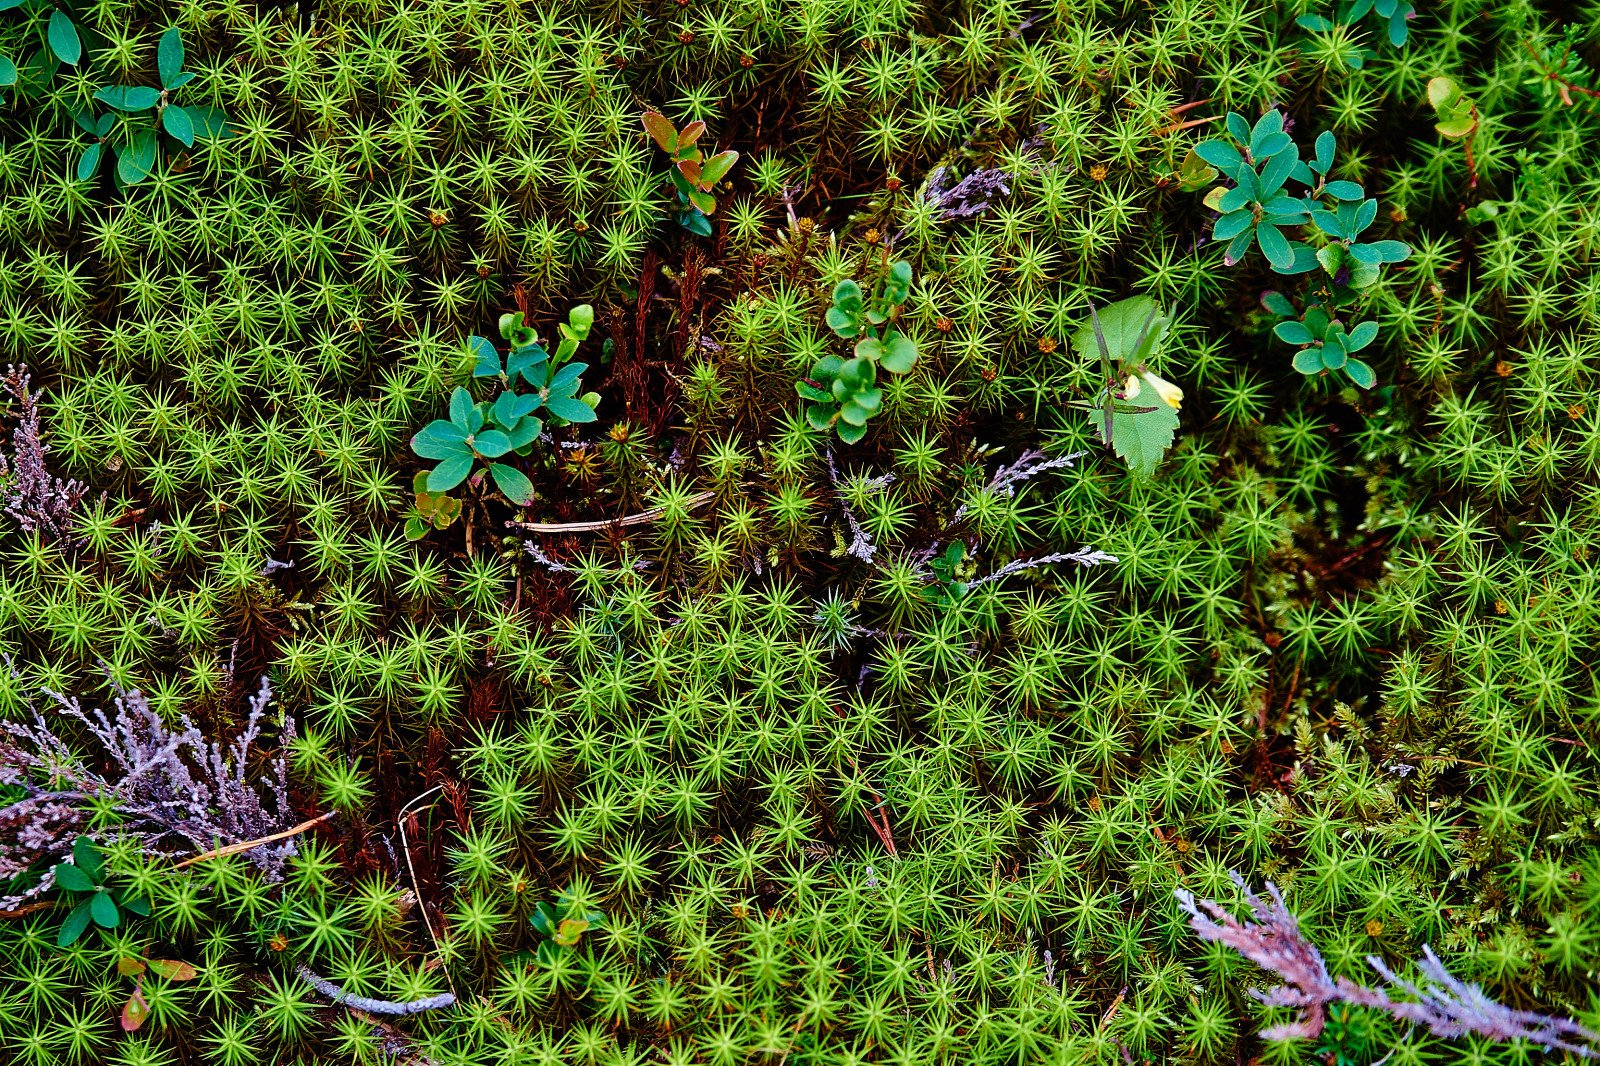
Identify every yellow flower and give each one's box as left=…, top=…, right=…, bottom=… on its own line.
left=1139, top=371, right=1183, bottom=410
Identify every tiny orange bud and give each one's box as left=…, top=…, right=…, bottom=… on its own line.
left=428, top=209, right=448, bottom=227
left=934, top=316, right=952, bottom=333
left=1089, top=164, right=1108, bottom=182
left=1366, top=919, right=1384, bottom=937
left=1494, top=360, right=1513, bottom=377
left=1037, top=336, right=1057, bottom=354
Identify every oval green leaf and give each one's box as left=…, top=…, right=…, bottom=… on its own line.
left=96, top=85, right=162, bottom=111
left=426, top=453, right=474, bottom=493
left=48, top=9, right=81, bottom=65
left=162, top=104, right=195, bottom=147
left=157, top=27, right=185, bottom=89
left=488, top=463, right=534, bottom=504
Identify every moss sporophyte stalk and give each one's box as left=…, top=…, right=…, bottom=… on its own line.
left=0, top=1, right=1596, bottom=1063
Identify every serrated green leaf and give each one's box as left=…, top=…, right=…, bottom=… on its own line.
left=1105, top=402, right=1179, bottom=479
left=1071, top=296, right=1170, bottom=365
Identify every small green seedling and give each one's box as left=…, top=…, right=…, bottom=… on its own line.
left=642, top=111, right=739, bottom=236
left=798, top=261, right=918, bottom=444
left=1068, top=296, right=1182, bottom=479
left=52, top=836, right=150, bottom=947
left=1427, top=76, right=1479, bottom=187
left=1263, top=291, right=1379, bottom=389
left=404, top=471, right=463, bottom=540
left=77, top=28, right=229, bottom=185
left=411, top=306, right=600, bottom=507
left=925, top=542, right=969, bottom=607
left=530, top=896, right=606, bottom=965
left=117, top=956, right=198, bottom=1032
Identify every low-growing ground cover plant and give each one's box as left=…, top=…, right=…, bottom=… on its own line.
left=0, top=1, right=1595, bottom=1064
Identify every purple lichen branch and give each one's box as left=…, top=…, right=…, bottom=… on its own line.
left=826, top=451, right=884, bottom=564
left=1366, top=946, right=1599, bottom=1056
left=523, top=542, right=571, bottom=572
left=1176, top=874, right=1600, bottom=1057
left=926, top=165, right=1012, bottom=220
left=965, top=547, right=1118, bottom=589
left=0, top=676, right=301, bottom=904
left=953, top=449, right=1088, bottom=523
left=296, top=965, right=456, bottom=1016
left=0, top=365, right=87, bottom=546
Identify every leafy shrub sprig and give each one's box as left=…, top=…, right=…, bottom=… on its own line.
left=409, top=306, right=597, bottom=509
left=530, top=895, right=606, bottom=965
left=799, top=261, right=918, bottom=444
left=79, top=28, right=229, bottom=185
left=51, top=836, right=149, bottom=947
left=642, top=111, right=739, bottom=237
left=1195, top=110, right=1409, bottom=388
left=1070, top=296, right=1183, bottom=477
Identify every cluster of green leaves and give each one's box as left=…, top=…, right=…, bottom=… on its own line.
left=527, top=893, right=606, bottom=965
left=1, top=16, right=229, bottom=183
left=1298, top=0, right=1416, bottom=64
left=78, top=28, right=229, bottom=185
left=642, top=111, right=739, bottom=237
left=797, top=261, right=918, bottom=443
left=1067, top=296, right=1183, bottom=478
left=409, top=305, right=597, bottom=508
left=51, top=837, right=149, bottom=947
left=1196, top=110, right=1409, bottom=388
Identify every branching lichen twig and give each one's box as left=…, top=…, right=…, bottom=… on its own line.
left=297, top=965, right=455, bottom=1016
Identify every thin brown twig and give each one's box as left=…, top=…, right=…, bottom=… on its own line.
left=0, top=900, right=55, bottom=919
left=1155, top=115, right=1220, bottom=136
left=172, top=810, right=337, bottom=869
left=397, top=786, right=456, bottom=998
left=505, top=490, right=717, bottom=533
